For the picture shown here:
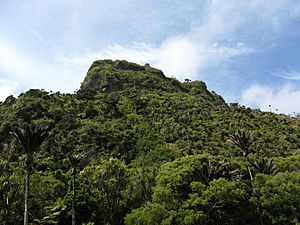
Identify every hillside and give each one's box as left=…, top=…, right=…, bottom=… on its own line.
left=0, top=60, right=299, bottom=225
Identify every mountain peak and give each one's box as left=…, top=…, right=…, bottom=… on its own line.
left=79, top=59, right=183, bottom=93
left=78, top=59, right=225, bottom=103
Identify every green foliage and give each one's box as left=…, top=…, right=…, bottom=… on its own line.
left=30, top=172, right=66, bottom=222
left=126, top=154, right=255, bottom=225
left=125, top=203, right=170, bottom=225
left=250, top=157, right=278, bottom=175
left=272, top=154, right=300, bottom=172
left=229, top=129, right=253, bottom=157
left=0, top=60, right=300, bottom=224
left=79, top=158, right=128, bottom=225
left=252, top=172, right=300, bottom=225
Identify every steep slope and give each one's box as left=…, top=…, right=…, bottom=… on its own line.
left=0, top=60, right=299, bottom=225
left=80, top=59, right=185, bottom=92
left=79, top=59, right=225, bottom=103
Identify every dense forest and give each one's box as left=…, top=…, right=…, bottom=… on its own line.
left=0, top=60, right=299, bottom=225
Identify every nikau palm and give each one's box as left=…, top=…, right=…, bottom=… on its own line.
left=229, top=129, right=254, bottom=180
left=250, top=157, right=278, bottom=175
left=68, top=153, right=83, bottom=225
left=10, top=122, right=50, bottom=225
left=229, top=129, right=252, bottom=157
left=55, top=130, right=84, bottom=225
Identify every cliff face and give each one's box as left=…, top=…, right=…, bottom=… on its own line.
left=80, top=59, right=181, bottom=92
left=79, top=59, right=225, bottom=103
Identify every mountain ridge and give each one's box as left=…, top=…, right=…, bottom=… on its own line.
left=0, top=59, right=299, bottom=225
left=79, top=59, right=225, bottom=104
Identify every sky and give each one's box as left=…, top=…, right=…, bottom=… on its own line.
left=1, top=0, right=300, bottom=114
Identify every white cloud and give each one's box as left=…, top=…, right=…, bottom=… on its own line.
left=59, top=0, right=300, bottom=81
left=0, top=79, right=18, bottom=101
left=241, top=83, right=300, bottom=114
left=273, top=70, right=300, bottom=81
left=0, top=40, right=38, bottom=80
left=0, top=39, right=84, bottom=93
left=58, top=37, right=253, bottom=81
left=1, top=0, right=300, bottom=99
left=54, top=1, right=272, bottom=82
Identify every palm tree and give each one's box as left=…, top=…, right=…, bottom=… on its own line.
left=193, top=158, right=240, bottom=185
left=68, top=153, right=83, bottom=225
left=229, top=129, right=254, bottom=180
left=10, top=122, right=51, bottom=225
left=250, top=157, right=278, bottom=175
left=54, top=130, right=84, bottom=225
left=0, top=143, right=18, bottom=225
left=229, top=129, right=252, bottom=157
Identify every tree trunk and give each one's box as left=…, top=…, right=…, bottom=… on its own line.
left=24, top=163, right=30, bottom=225
left=72, top=167, right=76, bottom=225
left=6, top=195, right=10, bottom=225
left=257, top=204, right=264, bottom=225
left=247, top=166, right=253, bottom=181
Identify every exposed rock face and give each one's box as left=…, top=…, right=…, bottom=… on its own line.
left=79, top=59, right=225, bottom=103
left=80, top=60, right=179, bottom=92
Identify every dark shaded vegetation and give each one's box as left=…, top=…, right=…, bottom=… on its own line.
left=0, top=60, right=299, bottom=224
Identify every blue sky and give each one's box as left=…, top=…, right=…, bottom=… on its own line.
left=1, top=0, right=300, bottom=114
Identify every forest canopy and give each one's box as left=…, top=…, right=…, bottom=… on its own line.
left=0, top=60, right=299, bottom=225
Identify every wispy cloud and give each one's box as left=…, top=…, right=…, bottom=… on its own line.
left=59, top=0, right=266, bottom=80
left=59, top=0, right=300, bottom=81
left=59, top=39, right=253, bottom=81
left=241, top=83, right=300, bottom=114
left=273, top=69, right=300, bottom=81
left=1, top=0, right=300, bottom=105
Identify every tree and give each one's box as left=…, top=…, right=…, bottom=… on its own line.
left=68, top=153, right=83, bottom=225
left=52, top=128, right=87, bottom=225
left=250, top=157, right=278, bottom=175
left=192, top=157, right=240, bottom=185
left=80, top=158, right=128, bottom=225
left=229, top=129, right=252, bottom=157
left=251, top=172, right=300, bottom=225
left=0, top=143, right=23, bottom=225
left=125, top=154, right=254, bottom=225
left=187, top=178, right=253, bottom=225
left=10, top=122, right=51, bottom=225
left=229, top=129, right=254, bottom=180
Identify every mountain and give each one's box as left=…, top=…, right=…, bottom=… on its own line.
left=0, top=60, right=299, bottom=225
left=79, top=59, right=224, bottom=102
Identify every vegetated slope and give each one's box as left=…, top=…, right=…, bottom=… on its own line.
left=0, top=60, right=299, bottom=225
